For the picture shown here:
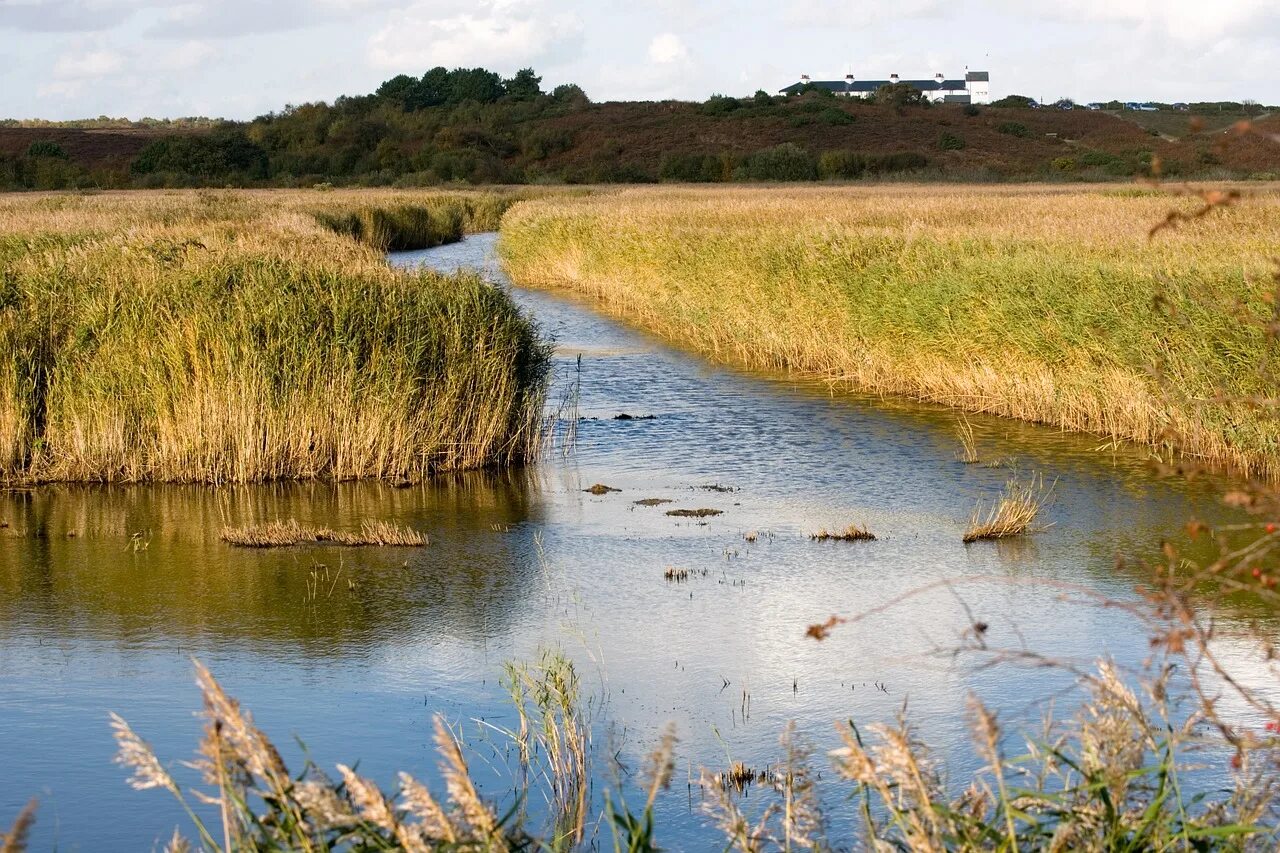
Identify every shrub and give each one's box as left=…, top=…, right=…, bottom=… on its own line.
left=521, top=128, right=574, bottom=160
left=1051, top=156, right=1077, bottom=172
left=550, top=83, right=590, bottom=106
left=962, top=104, right=981, bottom=117
left=818, top=150, right=866, bottom=179
left=132, top=130, right=268, bottom=180
left=867, top=151, right=929, bottom=172
left=752, top=89, right=775, bottom=107
left=1079, top=150, right=1117, bottom=167
left=871, top=82, right=929, bottom=107
left=26, top=140, right=67, bottom=159
left=997, top=121, right=1029, bottom=137
left=991, top=94, right=1037, bottom=108
left=659, top=153, right=723, bottom=183
left=795, top=83, right=835, bottom=98
left=820, top=107, right=854, bottom=126
left=701, top=94, right=741, bottom=116
left=938, top=132, right=966, bottom=151
left=738, top=143, right=818, bottom=181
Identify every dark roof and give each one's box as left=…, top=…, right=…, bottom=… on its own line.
left=779, top=78, right=967, bottom=95
left=942, top=94, right=972, bottom=104
left=965, top=71, right=989, bottom=82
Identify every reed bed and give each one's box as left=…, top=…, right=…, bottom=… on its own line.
left=500, top=184, right=1280, bottom=480
left=220, top=519, right=428, bottom=547
left=963, top=474, right=1051, bottom=542
left=0, top=190, right=551, bottom=483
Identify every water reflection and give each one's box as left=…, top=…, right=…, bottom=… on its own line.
left=0, top=471, right=546, bottom=654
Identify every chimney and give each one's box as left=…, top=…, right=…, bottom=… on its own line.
left=800, top=74, right=811, bottom=83
left=889, top=73, right=899, bottom=84
left=935, top=72, right=945, bottom=84
left=845, top=74, right=854, bottom=82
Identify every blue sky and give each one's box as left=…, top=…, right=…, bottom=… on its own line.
left=3, top=0, right=1279, bottom=120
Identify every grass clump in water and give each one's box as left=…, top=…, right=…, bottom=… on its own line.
left=221, top=519, right=428, bottom=548
left=963, top=474, right=1052, bottom=542
left=810, top=523, right=876, bottom=542
left=955, top=414, right=980, bottom=464
left=666, top=508, right=723, bottom=518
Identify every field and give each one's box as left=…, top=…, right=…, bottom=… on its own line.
left=500, top=184, right=1280, bottom=480
left=0, top=189, right=551, bottom=483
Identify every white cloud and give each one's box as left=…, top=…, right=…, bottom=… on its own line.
left=53, top=47, right=125, bottom=78
left=0, top=0, right=148, bottom=33
left=153, top=40, right=219, bottom=71
left=647, top=32, right=688, bottom=64
left=1009, top=0, right=1276, bottom=40
left=368, top=0, right=584, bottom=71
left=783, top=0, right=943, bottom=27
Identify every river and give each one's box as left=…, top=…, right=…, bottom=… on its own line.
left=0, top=233, right=1268, bottom=849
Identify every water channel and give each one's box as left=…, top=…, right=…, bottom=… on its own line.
left=0, top=233, right=1269, bottom=849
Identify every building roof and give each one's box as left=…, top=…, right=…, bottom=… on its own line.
left=779, top=78, right=968, bottom=95
left=965, top=71, right=989, bottom=82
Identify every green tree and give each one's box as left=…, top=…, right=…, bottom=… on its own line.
left=504, top=68, right=543, bottom=101
left=375, top=74, right=423, bottom=111
left=419, top=67, right=451, bottom=107
left=447, top=68, right=504, bottom=104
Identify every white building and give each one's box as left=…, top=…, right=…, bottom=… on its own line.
left=780, top=69, right=991, bottom=104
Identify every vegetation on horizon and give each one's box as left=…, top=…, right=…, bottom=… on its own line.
left=0, top=189, right=550, bottom=484
left=5, top=65, right=1279, bottom=191
left=500, top=184, right=1280, bottom=480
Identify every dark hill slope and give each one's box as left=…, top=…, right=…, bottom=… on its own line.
left=3, top=95, right=1277, bottom=190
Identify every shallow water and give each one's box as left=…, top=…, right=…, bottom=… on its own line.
left=0, top=233, right=1272, bottom=849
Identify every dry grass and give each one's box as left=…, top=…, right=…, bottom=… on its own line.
left=810, top=523, right=877, bottom=542
left=955, top=415, right=980, bottom=464
left=1, top=799, right=36, bottom=853
left=500, top=184, right=1280, bottom=480
left=963, top=474, right=1051, bottom=543
left=0, top=190, right=550, bottom=483
left=665, top=508, right=723, bottom=518
left=220, top=519, right=428, bottom=548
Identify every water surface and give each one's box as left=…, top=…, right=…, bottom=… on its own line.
left=0, top=233, right=1270, bottom=849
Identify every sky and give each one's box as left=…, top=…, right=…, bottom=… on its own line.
left=2, top=0, right=1279, bottom=120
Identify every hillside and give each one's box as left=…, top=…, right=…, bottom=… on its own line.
left=2, top=70, right=1278, bottom=190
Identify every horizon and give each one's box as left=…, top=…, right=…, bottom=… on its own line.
left=3, top=0, right=1278, bottom=121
